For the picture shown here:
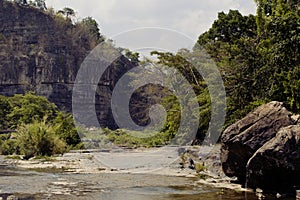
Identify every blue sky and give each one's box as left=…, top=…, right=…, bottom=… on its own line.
left=46, top=0, right=257, bottom=54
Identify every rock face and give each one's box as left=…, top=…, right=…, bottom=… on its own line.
left=221, top=101, right=295, bottom=183
left=246, top=125, right=300, bottom=192
left=0, top=1, right=135, bottom=128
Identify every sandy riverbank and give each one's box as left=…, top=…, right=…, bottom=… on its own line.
left=1, top=144, right=251, bottom=192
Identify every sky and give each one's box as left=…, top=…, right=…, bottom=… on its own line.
left=46, top=0, right=257, bottom=54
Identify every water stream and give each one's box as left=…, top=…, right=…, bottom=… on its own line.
left=0, top=164, right=271, bottom=200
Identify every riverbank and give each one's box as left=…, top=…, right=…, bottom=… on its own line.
left=1, top=144, right=251, bottom=193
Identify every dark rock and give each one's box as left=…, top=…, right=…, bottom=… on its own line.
left=221, top=101, right=295, bottom=182
left=246, top=125, right=300, bottom=192
left=22, top=153, right=34, bottom=160
left=188, top=157, right=195, bottom=169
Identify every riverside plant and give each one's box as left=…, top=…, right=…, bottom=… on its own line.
left=195, top=162, right=206, bottom=173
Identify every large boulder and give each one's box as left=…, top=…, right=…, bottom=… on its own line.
left=221, top=101, right=296, bottom=183
left=246, top=125, right=300, bottom=192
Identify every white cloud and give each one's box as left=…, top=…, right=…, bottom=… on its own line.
left=46, top=0, right=257, bottom=53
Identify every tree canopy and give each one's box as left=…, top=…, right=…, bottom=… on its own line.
left=102, top=0, right=300, bottom=145
left=195, top=0, right=300, bottom=124
left=57, top=7, right=75, bottom=19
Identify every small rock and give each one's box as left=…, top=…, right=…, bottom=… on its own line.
left=276, top=193, right=281, bottom=198
left=7, top=195, right=18, bottom=200
left=188, top=158, right=195, bottom=169
left=255, top=188, right=263, bottom=193
left=255, top=188, right=265, bottom=200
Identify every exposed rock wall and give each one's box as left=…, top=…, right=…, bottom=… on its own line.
left=0, top=1, right=135, bottom=129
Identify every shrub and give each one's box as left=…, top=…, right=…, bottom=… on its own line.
left=0, top=93, right=83, bottom=156
left=16, top=119, right=67, bottom=159
left=195, top=162, right=206, bottom=173
left=0, top=33, right=5, bottom=41
left=0, top=139, right=18, bottom=155
left=52, top=112, right=82, bottom=148
left=104, top=128, right=175, bottom=148
left=0, top=95, right=12, bottom=129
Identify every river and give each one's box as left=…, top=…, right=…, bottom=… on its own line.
left=0, top=146, right=295, bottom=200
left=0, top=164, right=278, bottom=200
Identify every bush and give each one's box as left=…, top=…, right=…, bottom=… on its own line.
left=52, top=112, right=82, bottom=148
left=195, top=162, right=206, bottom=173
left=0, top=95, right=12, bottom=129
left=0, top=139, right=18, bottom=155
left=16, top=119, right=67, bottom=159
left=104, top=128, right=172, bottom=148
left=0, top=93, right=83, bottom=156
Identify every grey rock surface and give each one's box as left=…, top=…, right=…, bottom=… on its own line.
left=246, top=125, right=300, bottom=192
left=221, top=101, right=295, bottom=182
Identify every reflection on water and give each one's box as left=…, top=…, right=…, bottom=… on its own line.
left=0, top=165, right=290, bottom=200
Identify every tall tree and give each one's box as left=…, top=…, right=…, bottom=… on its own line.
left=196, top=0, right=300, bottom=124
left=58, top=7, right=75, bottom=19
left=81, top=17, right=101, bottom=40
left=258, top=0, right=300, bottom=111
left=35, top=0, right=46, bottom=10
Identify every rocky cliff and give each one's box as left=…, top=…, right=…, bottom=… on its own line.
left=0, top=0, right=135, bottom=128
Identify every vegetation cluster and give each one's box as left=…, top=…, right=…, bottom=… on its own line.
left=0, top=93, right=83, bottom=159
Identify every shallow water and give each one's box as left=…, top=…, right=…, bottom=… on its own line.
left=0, top=165, right=293, bottom=200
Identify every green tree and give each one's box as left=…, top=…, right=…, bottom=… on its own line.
left=121, top=48, right=140, bottom=64
left=7, top=93, right=58, bottom=128
left=80, top=17, right=101, bottom=41
left=197, top=10, right=257, bottom=46
left=0, top=94, right=82, bottom=156
left=149, top=50, right=214, bottom=144
left=0, top=96, right=12, bottom=130
left=257, top=1, right=300, bottom=111
left=35, top=0, right=46, bottom=10
left=58, top=7, right=75, bottom=19
left=196, top=0, right=300, bottom=126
